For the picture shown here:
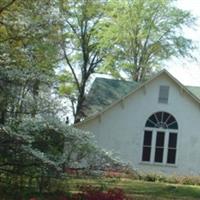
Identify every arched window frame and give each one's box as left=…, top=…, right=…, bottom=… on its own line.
left=141, top=112, right=178, bottom=165
left=145, top=112, right=178, bottom=130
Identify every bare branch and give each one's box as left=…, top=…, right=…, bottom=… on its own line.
left=66, top=20, right=80, bottom=39
left=61, top=44, right=81, bottom=92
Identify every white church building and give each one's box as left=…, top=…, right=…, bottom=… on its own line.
left=76, top=70, right=200, bottom=175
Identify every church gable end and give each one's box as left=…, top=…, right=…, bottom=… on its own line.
left=77, top=70, right=200, bottom=175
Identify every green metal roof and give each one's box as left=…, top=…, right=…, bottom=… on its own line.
left=186, top=86, right=200, bottom=99
left=81, top=78, right=138, bottom=117
left=81, top=77, right=200, bottom=117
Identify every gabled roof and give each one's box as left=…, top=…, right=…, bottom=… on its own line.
left=77, top=69, right=200, bottom=126
left=186, top=86, right=200, bottom=99
left=81, top=78, right=138, bottom=117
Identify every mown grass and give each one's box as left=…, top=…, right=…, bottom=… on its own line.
left=66, top=176, right=200, bottom=200
left=2, top=175, right=200, bottom=199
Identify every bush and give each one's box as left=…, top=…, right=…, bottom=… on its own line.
left=141, top=173, right=157, bottom=182
left=138, top=173, right=200, bottom=186
left=102, top=165, right=138, bottom=179
left=167, top=175, right=200, bottom=186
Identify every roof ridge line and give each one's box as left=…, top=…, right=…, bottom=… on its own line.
left=94, top=77, right=138, bottom=83
left=76, top=69, right=200, bottom=127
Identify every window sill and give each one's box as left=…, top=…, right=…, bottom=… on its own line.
left=139, top=161, right=177, bottom=168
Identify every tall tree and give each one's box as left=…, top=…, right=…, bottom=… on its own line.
left=98, top=0, right=196, bottom=82
left=0, top=0, right=61, bottom=124
left=58, top=0, right=105, bottom=123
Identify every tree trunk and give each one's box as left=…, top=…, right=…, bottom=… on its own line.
left=74, top=88, right=85, bottom=123
left=31, top=80, right=40, bottom=118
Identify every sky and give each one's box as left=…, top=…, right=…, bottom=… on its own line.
left=166, top=0, right=200, bottom=86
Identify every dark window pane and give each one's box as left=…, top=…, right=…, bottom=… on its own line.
left=156, top=132, right=165, bottom=146
left=163, top=112, right=170, bottom=123
left=156, top=112, right=162, bottom=122
left=146, top=112, right=178, bottom=129
left=154, top=148, right=164, bottom=163
left=142, top=147, right=151, bottom=161
left=145, top=120, right=155, bottom=128
left=143, top=131, right=152, bottom=145
left=168, top=122, right=178, bottom=129
left=168, top=133, right=177, bottom=148
left=149, top=114, right=157, bottom=124
left=167, top=149, right=176, bottom=164
left=167, top=115, right=175, bottom=124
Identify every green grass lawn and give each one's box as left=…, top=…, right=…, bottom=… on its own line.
left=66, top=177, right=200, bottom=200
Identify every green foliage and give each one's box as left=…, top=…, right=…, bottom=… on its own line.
left=0, top=116, right=122, bottom=198
left=0, top=0, right=60, bottom=69
left=0, top=0, right=62, bottom=124
left=98, top=0, right=196, bottom=81
left=58, top=71, right=77, bottom=96
left=0, top=1, right=127, bottom=198
left=58, top=0, right=106, bottom=122
left=0, top=117, right=69, bottom=190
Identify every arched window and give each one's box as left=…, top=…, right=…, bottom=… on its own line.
left=142, top=112, right=178, bottom=165
left=145, top=112, right=178, bottom=129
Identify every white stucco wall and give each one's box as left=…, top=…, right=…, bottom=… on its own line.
left=78, top=73, right=200, bottom=175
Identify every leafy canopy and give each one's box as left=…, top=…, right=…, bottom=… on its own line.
left=58, top=0, right=106, bottom=122
left=98, top=0, right=196, bottom=81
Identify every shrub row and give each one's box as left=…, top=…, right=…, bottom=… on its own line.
left=138, top=173, right=200, bottom=186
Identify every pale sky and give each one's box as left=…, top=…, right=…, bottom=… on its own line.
left=166, top=0, right=200, bottom=86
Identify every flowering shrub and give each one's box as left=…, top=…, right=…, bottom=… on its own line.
left=102, top=165, right=138, bottom=179
left=139, top=173, right=200, bottom=186
left=104, top=170, right=124, bottom=178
